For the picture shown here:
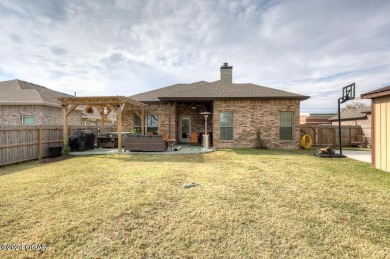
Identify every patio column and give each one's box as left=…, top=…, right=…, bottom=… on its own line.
left=168, top=102, right=172, bottom=138
left=107, top=103, right=126, bottom=153
left=62, top=104, right=78, bottom=147
left=97, top=107, right=105, bottom=133
left=63, top=108, right=67, bottom=147
left=141, top=109, right=145, bottom=135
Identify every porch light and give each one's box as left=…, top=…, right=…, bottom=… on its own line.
left=200, top=111, right=212, bottom=149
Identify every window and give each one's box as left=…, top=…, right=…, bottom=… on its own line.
left=220, top=112, right=233, bottom=140
left=279, top=112, right=294, bottom=140
left=146, top=114, right=158, bottom=135
left=133, top=114, right=142, bottom=134
left=22, top=116, right=35, bottom=125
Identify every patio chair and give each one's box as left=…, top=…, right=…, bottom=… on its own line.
left=162, top=132, right=169, bottom=141
left=351, top=135, right=366, bottom=147
left=189, top=132, right=199, bottom=146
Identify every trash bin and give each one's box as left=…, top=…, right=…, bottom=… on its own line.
left=48, top=147, right=62, bottom=158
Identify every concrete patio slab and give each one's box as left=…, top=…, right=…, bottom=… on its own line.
left=69, top=145, right=214, bottom=156
left=335, top=150, right=371, bottom=163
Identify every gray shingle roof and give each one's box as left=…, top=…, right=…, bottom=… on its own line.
left=328, top=106, right=371, bottom=121
left=0, top=79, right=72, bottom=106
left=130, top=80, right=309, bottom=102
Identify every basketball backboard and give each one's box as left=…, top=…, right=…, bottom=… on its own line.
left=341, top=83, right=355, bottom=103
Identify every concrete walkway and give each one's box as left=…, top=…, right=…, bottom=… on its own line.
left=335, top=150, right=371, bottom=163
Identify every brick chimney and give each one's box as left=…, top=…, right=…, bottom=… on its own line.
left=220, top=62, right=233, bottom=83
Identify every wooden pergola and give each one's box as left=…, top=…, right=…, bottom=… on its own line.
left=58, top=96, right=148, bottom=153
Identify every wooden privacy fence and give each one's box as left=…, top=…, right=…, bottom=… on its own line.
left=0, top=125, right=117, bottom=166
left=301, top=125, right=369, bottom=146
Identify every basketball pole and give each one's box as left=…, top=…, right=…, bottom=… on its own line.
left=337, top=83, right=355, bottom=156
left=338, top=97, right=343, bottom=155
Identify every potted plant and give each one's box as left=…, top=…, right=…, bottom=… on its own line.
left=132, top=128, right=141, bottom=135
left=255, top=130, right=267, bottom=149
left=61, top=143, right=71, bottom=156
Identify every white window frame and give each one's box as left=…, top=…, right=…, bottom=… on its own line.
left=22, top=116, right=36, bottom=125
left=279, top=111, right=294, bottom=140
left=220, top=112, right=234, bottom=141
left=145, top=114, right=158, bottom=135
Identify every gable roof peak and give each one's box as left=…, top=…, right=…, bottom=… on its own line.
left=0, top=79, right=72, bottom=106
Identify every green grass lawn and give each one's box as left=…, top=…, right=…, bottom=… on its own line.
left=1, top=149, right=389, bottom=258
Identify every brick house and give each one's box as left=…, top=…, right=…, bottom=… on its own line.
left=328, top=106, right=372, bottom=145
left=124, top=63, right=309, bottom=149
left=328, top=106, right=371, bottom=126
left=0, top=79, right=82, bottom=126
left=300, top=113, right=335, bottom=125
left=81, top=106, right=117, bottom=126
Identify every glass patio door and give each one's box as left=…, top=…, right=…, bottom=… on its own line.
left=180, top=116, right=191, bottom=143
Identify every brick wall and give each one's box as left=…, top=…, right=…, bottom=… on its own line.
left=213, top=99, right=301, bottom=149
left=120, top=99, right=301, bottom=149
left=176, top=103, right=213, bottom=134
left=122, top=103, right=177, bottom=136
left=330, top=117, right=371, bottom=127
left=0, top=105, right=82, bottom=126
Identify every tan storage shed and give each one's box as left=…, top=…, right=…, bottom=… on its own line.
left=362, top=86, right=390, bottom=172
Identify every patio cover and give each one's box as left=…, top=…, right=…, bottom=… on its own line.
left=58, top=96, right=148, bottom=153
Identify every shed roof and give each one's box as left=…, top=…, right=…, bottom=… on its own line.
left=361, top=85, right=390, bottom=99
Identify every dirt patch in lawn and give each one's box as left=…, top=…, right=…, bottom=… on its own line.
left=39, top=156, right=73, bottom=164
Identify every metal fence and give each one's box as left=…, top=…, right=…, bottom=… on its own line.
left=301, top=125, right=370, bottom=146
left=0, top=125, right=116, bottom=166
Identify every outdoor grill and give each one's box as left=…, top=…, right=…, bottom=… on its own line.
left=68, top=130, right=95, bottom=151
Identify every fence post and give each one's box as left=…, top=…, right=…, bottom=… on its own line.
left=38, top=127, right=43, bottom=160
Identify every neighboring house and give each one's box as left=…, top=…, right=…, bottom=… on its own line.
left=328, top=106, right=371, bottom=126
left=0, top=79, right=82, bottom=126
left=328, top=106, right=372, bottom=144
left=80, top=106, right=117, bottom=126
left=362, top=86, right=390, bottom=172
left=300, top=113, right=335, bottom=125
left=125, top=63, right=309, bottom=149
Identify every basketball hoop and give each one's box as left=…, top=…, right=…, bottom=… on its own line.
left=340, top=83, right=355, bottom=104
left=337, top=83, right=356, bottom=156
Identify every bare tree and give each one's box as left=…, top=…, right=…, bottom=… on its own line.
left=341, top=100, right=367, bottom=112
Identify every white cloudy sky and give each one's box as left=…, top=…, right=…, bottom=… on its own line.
left=1, top=0, right=390, bottom=113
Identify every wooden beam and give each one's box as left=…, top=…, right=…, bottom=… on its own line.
left=134, top=111, right=141, bottom=118
left=97, top=107, right=105, bottom=133
left=168, top=102, right=172, bottom=138
left=66, top=104, right=78, bottom=117
left=106, top=104, right=119, bottom=114
left=63, top=107, right=68, bottom=147
left=117, top=108, right=123, bottom=153
left=38, top=127, right=43, bottom=160
left=63, top=104, right=77, bottom=146
left=105, top=103, right=124, bottom=153
left=141, top=109, right=145, bottom=135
